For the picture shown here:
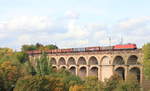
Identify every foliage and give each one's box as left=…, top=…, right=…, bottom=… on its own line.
left=21, top=52, right=83, bottom=91
left=143, top=43, right=150, bottom=80
left=35, top=52, right=52, bottom=75
left=83, top=76, right=104, bottom=91
left=104, top=73, right=121, bottom=91
left=14, top=75, right=64, bottom=91
left=49, top=69, right=83, bottom=91
left=0, top=48, right=14, bottom=63
left=0, top=61, right=20, bottom=91
left=14, top=52, right=28, bottom=63
left=69, top=85, right=84, bottom=91
left=115, top=74, right=140, bottom=91
left=21, top=43, right=58, bottom=51
left=0, top=44, right=144, bottom=91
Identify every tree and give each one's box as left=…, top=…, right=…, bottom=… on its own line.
left=83, top=76, right=104, bottom=91
left=35, top=52, right=52, bottom=76
left=69, top=85, right=84, bottom=91
left=50, top=69, right=83, bottom=91
left=14, top=75, right=64, bottom=91
left=115, top=74, right=140, bottom=91
left=143, top=43, right=150, bottom=80
left=21, top=43, right=58, bottom=52
left=14, top=52, right=28, bottom=63
left=21, top=44, right=37, bottom=51
left=45, top=44, right=58, bottom=50
left=104, top=73, right=121, bottom=91
left=0, top=48, right=14, bottom=63
left=0, top=61, right=20, bottom=91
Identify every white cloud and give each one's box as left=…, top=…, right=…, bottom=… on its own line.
left=0, top=16, right=53, bottom=32
left=65, top=10, right=79, bottom=19
left=0, top=15, right=149, bottom=50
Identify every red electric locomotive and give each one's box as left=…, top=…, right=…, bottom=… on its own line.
left=114, top=43, right=137, bottom=50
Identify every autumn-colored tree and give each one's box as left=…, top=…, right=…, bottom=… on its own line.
left=0, top=61, right=20, bottom=91
left=14, top=75, right=64, bottom=91
left=0, top=48, right=14, bottom=63
left=69, top=85, right=84, bottom=91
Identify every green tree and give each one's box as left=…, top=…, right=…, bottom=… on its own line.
left=21, top=44, right=37, bottom=51
left=115, top=74, right=140, bottom=91
left=14, top=52, right=28, bottom=63
left=83, top=76, right=104, bottom=91
left=143, top=43, right=150, bottom=79
left=50, top=69, right=83, bottom=91
left=21, top=43, right=58, bottom=52
left=45, top=44, right=58, bottom=50
left=104, top=73, right=121, bottom=91
left=14, top=75, right=64, bottom=91
left=35, top=52, right=52, bottom=75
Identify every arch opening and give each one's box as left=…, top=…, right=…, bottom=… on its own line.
left=127, top=55, right=138, bottom=65
left=89, top=67, right=98, bottom=77
left=58, top=57, right=66, bottom=65
left=101, top=56, right=110, bottom=65
left=129, top=67, right=140, bottom=82
left=60, top=66, right=67, bottom=70
left=89, top=56, right=98, bottom=65
left=52, top=66, right=57, bottom=72
left=115, top=67, right=125, bottom=80
left=69, top=66, right=76, bottom=75
left=50, top=58, right=57, bottom=65
left=113, top=56, right=124, bottom=65
left=79, top=67, right=87, bottom=79
left=78, top=57, right=87, bottom=65
left=68, top=57, right=76, bottom=65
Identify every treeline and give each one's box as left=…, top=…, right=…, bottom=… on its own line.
left=0, top=43, right=150, bottom=91
left=21, top=43, right=58, bottom=51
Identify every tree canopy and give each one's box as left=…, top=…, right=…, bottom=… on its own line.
left=143, top=43, right=150, bottom=80
left=21, top=43, right=58, bottom=51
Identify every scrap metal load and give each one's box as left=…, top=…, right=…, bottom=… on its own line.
left=27, top=43, right=137, bottom=54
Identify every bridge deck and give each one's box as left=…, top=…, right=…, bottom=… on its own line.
left=29, top=49, right=142, bottom=56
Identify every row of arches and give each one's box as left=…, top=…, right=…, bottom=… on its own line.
left=50, top=55, right=139, bottom=65
left=52, top=66, right=98, bottom=79
left=52, top=65, right=141, bottom=82
left=115, top=67, right=140, bottom=81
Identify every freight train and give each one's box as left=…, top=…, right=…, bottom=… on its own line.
left=27, top=43, right=137, bottom=54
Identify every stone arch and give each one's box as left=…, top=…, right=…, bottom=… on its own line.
left=115, top=67, right=125, bottom=80
left=101, top=56, right=110, bottom=65
left=79, top=66, right=87, bottom=78
left=52, top=66, right=57, bottom=71
left=113, top=56, right=125, bottom=65
left=127, top=55, right=138, bottom=65
left=78, top=57, right=87, bottom=65
left=60, top=65, right=67, bottom=70
left=58, top=57, right=66, bottom=65
left=68, top=57, right=76, bottom=65
left=88, top=56, right=98, bottom=65
left=129, top=67, right=140, bottom=82
left=69, top=66, right=76, bottom=75
left=50, top=58, right=57, bottom=65
left=89, top=67, right=98, bottom=77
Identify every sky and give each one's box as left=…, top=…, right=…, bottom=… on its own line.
left=0, top=0, right=150, bottom=50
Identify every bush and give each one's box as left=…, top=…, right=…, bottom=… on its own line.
left=14, top=75, right=64, bottom=91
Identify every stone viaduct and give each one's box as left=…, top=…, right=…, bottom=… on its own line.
left=28, top=49, right=143, bottom=83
